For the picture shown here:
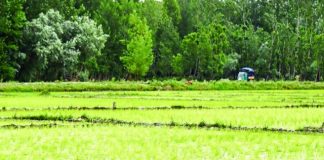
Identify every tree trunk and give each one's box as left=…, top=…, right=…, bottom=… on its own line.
left=316, top=69, right=320, bottom=82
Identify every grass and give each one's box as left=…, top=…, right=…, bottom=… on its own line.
left=0, top=90, right=323, bottom=109
left=0, top=126, right=322, bottom=160
left=0, top=80, right=324, bottom=92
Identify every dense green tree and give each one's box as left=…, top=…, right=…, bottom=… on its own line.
left=178, top=0, right=197, bottom=37
left=171, top=53, right=184, bottom=76
left=138, top=0, right=180, bottom=77
left=223, top=53, right=241, bottom=79
left=120, top=13, right=153, bottom=79
left=314, top=33, right=324, bottom=81
left=24, top=0, right=83, bottom=20
left=0, top=0, right=26, bottom=81
left=0, top=0, right=322, bottom=81
left=95, top=0, right=138, bottom=79
left=75, top=0, right=100, bottom=17
left=163, top=0, right=181, bottom=27
left=176, top=22, right=229, bottom=79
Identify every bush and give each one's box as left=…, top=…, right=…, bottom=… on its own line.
left=78, top=71, right=89, bottom=82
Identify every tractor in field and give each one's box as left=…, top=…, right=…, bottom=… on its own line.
left=237, top=67, right=255, bottom=81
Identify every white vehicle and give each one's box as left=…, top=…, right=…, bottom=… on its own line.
left=237, top=67, right=255, bottom=81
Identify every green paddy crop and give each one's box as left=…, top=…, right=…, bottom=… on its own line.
left=0, top=82, right=323, bottom=159
left=0, top=126, right=322, bottom=160
left=1, top=108, right=323, bottom=130
left=0, top=90, right=323, bottom=109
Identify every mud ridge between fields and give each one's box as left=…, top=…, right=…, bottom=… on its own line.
left=2, top=115, right=323, bottom=133
left=1, top=104, right=323, bottom=112
left=0, top=123, right=96, bottom=129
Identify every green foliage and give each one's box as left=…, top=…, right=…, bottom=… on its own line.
left=78, top=70, right=89, bottom=82
left=163, top=0, right=181, bottom=26
left=120, top=13, right=153, bottom=79
left=223, top=53, right=240, bottom=78
left=20, top=10, right=107, bottom=81
left=74, top=16, right=107, bottom=77
left=1, top=0, right=324, bottom=81
left=138, top=0, right=180, bottom=77
left=314, top=33, right=324, bottom=81
left=24, top=0, right=84, bottom=20
left=171, top=54, right=184, bottom=75
left=0, top=0, right=26, bottom=81
left=179, top=22, right=229, bottom=79
left=94, top=0, right=137, bottom=79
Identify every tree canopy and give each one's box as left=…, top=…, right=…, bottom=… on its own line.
left=0, top=0, right=323, bottom=81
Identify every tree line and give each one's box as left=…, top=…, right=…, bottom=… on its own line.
left=0, top=0, right=323, bottom=81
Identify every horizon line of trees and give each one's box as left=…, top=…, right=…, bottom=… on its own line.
left=0, top=0, right=323, bottom=82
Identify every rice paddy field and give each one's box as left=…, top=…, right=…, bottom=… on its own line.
left=0, top=82, right=323, bottom=159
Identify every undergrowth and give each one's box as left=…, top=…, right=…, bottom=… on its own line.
left=0, top=80, right=323, bottom=92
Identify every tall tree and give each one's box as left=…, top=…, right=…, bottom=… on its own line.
left=120, top=13, right=153, bottom=79
left=0, top=0, right=26, bottom=81
left=138, top=0, right=180, bottom=77
left=163, top=0, right=181, bottom=27
left=19, top=10, right=107, bottom=81
left=24, top=0, right=83, bottom=20
left=314, top=32, right=324, bottom=81
left=95, top=0, right=138, bottom=79
left=176, top=22, right=229, bottom=79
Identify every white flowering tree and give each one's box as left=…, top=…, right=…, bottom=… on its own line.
left=21, top=9, right=107, bottom=81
